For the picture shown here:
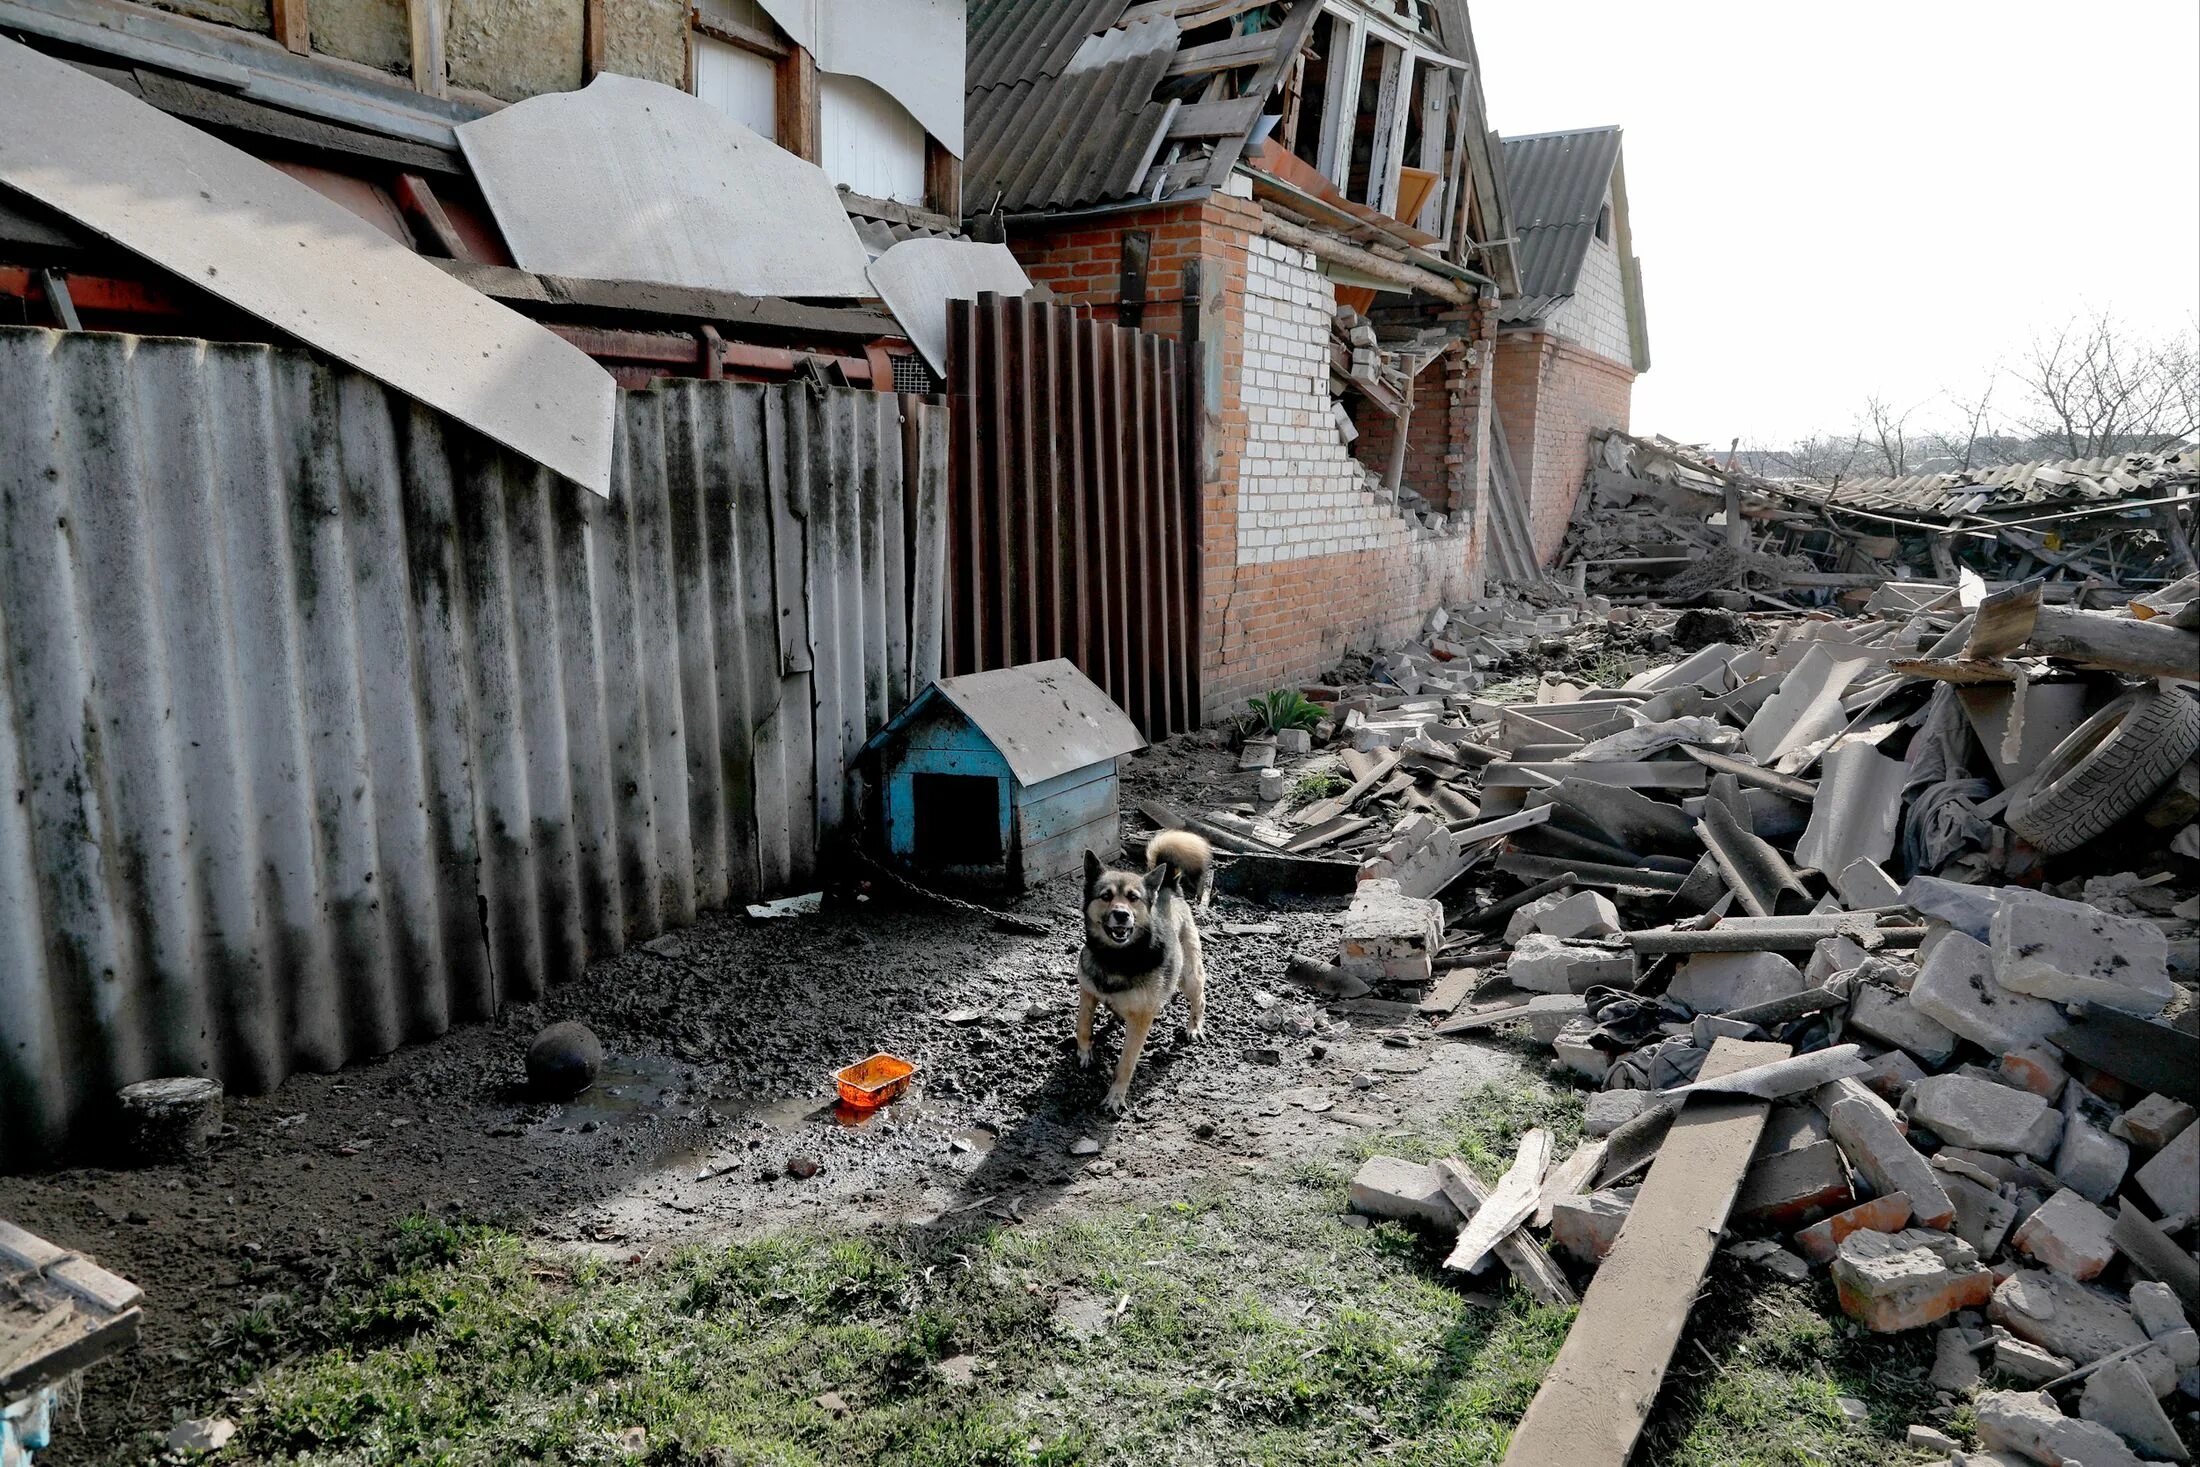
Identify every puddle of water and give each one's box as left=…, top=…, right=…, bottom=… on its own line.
left=554, top=1054, right=692, bottom=1130
left=710, top=1092, right=942, bottom=1132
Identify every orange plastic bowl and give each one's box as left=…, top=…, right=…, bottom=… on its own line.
left=834, top=1053, right=915, bottom=1110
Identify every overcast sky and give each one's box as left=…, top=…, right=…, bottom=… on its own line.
left=1471, top=1, right=2200, bottom=450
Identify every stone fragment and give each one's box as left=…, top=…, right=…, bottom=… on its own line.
left=1584, top=1088, right=1654, bottom=1138
left=1992, top=1335, right=2074, bottom=1385
left=1796, top=1192, right=1914, bottom=1265
left=1735, top=1139, right=1854, bottom=1228
left=2115, top=1093, right=2198, bottom=1151
left=2010, top=1188, right=2118, bottom=1281
left=1990, top=888, right=2174, bottom=1016
left=1833, top=1395, right=1869, bottom=1428
left=1504, top=890, right=1572, bottom=942
left=1274, top=727, right=1312, bottom=755
left=1551, top=1018, right=1612, bottom=1081
left=2136, top=1121, right=2200, bottom=1219
left=1847, top=982, right=1959, bottom=1066
left=1806, top=933, right=1872, bottom=983
left=1935, top=1166, right=2018, bottom=1257
left=1760, top=1101, right=1832, bottom=1155
left=1531, top=890, right=1621, bottom=940
left=2053, top=1097, right=2131, bottom=1205
left=1824, top=1094, right=1955, bottom=1229
left=1258, top=767, right=1287, bottom=802
left=1901, top=876, right=2014, bottom=939
left=1348, top=1156, right=1461, bottom=1229
left=1339, top=880, right=1443, bottom=984
left=2131, top=1281, right=2192, bottom=1342
left=1907, top=1075, right=2060, bottom=1158
left=1989, top=1269, right=2150, bottom=1366
left=1668, top=950, right=1808, bottom=1014
left=2079, top=1358, right=2187, bottom=1461
left=1908, top=931, right=2066, bottom=1056
left=1723, top=1238, right=1810, bottom=1283
left=1907, top=1422, right=1960, bottom=1453
left=1831, top=1228, right=1994, bottom=1332
left=1929, top=1328, right=1982, bottom=1393
left=1508, top=933, right=1634, bottom=994
left=1550, top=1187, right=1635, bottom=1266
left=1861, top=1048, right=1926, bottom=1102
left=1997, top=1045, right=2068, bottom=1101
left=1835, top=857, right=1902, bottom=909
left=1977, top=1389, right=2147, bottom=1467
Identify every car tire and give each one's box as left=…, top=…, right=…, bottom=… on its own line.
left=2005, top=685, right=2200, bottom=855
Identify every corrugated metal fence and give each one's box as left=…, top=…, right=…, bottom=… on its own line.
left=0, top=325, right=944, bottom=1169
left=945, top=292, right=1201, bottom=738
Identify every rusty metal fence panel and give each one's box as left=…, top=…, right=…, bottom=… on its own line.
left=0, top=326, right=945, bottom=1169
left=945, top=292, right=1200, bottom=738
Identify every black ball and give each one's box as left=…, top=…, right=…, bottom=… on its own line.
left=526, top=1021, right=604, bottom=1100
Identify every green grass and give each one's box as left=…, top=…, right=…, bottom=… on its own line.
left=178, top=1081, right=1944, bottom=1467
left=1291, top=770, right=1348, bottom=802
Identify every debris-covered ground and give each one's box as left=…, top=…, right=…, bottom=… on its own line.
left=7, top=578, right=2199, bottom=1466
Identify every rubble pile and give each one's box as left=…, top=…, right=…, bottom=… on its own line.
left=1155, top=571, right=2200, bottom=1464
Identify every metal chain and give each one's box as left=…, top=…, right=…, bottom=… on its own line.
left=849, top=842, right=1053, bottom=935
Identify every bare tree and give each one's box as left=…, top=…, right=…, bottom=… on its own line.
left=1761, top=431, right=1864, bottom=482
left=1928, top=375, right=2000, bottom=470
left=1860, top=395, right=1919, bottom=475
left=2010, top=312, right=2200, bottom=459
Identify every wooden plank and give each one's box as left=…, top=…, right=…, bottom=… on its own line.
left=1502, top=1038, right=1790, bottom=1467
left=1417, top=964, right=1482, bottom=1017
left=1293, top=749, right=1400, bottom=825
left=903, top=397, right=946, bottom=694
left=775, top=42, right=819, bottom=161
left=409, top=0, right=445, bottom=95
left=1483, top=762, right=1707, bottom=792
left=1167, top=94, right=1266, bottom=141
left=1443, top=1128, right=1551, bottom=1273
left=1964, top=576, right=2044, bottom=659
left=1434, top=1159, right=1578, bottom=1307
left=1164, top=29, right=1287, bottom=76
left=1533, top=1140, right=1609, bottom=1228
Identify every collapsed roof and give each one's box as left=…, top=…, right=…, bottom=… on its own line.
left=964, top=0, right=1519, bottom=291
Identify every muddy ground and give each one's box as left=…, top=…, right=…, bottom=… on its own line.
left=4, top=730, right=1531, bottom=1465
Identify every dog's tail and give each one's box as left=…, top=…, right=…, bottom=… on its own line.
left=1146, top=829, right=1214, bottom=910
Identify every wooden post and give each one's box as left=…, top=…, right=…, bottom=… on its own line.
left=1117, top=230, right=1151, bottom=330
left=582, top=0, right=605, bottom=80
left=271, top=0, right=309, bottom=55
left=1384, top=367, right=1413, bottom=503
left=409, top=0, right=444, bottom=96
left=776, top=44, right=820, bottom=162
left=925, top=138, right=961, bottom=222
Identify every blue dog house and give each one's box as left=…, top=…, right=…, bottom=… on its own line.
left=861, top=659, right=1145, bottom=889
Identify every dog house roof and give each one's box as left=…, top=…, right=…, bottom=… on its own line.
left=865, top=658, right=1144, bottom=788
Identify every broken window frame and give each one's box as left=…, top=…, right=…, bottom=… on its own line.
left=1305, top=2, right=1468, bottom=235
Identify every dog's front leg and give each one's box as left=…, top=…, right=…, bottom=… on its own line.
left=1102, top=1010, right=1156, bottom=1115
left=1075, top=988, right=1098, bottom=1069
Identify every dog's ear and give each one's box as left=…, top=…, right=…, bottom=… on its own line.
left=1143, top=863, right=1172, bottom=900
left=1083, top=849, right=1103, bottom=890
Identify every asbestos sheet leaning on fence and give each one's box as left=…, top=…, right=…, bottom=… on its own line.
left=0, top=324, right=945, bottom=1168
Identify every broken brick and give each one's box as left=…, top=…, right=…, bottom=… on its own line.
left=1989, top=887, right=2173, bottom=1016
left=1830, top=1227, right=1994, bottom=1333
left=1733, top=1139, right=1854, bottom=1229
left=2009, top=1188, right=2118, bottom=1281
left=1823, top=1095, right=1954, bottom=1230
left=1795, top=1192, right=1914, bottom=1266
left=1906, top=1074, right=2060, bottom=1158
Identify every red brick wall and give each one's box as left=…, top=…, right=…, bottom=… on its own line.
left=1005, top=198, right=1488, bottom=721
left=1492, top=329, right=1635, bottom=566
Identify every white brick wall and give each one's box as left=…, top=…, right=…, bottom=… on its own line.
left=1549, top=186, right=1635, bottom=369
left=1235, top=236, right=1451, bottom=566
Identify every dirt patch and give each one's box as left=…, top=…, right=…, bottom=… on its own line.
left=5, top=735, right=1517, bottom=1464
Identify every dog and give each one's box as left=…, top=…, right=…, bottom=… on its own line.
left=1077, top=833, right=1210, bottom=1115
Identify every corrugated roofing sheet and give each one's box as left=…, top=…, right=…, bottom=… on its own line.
left=1500, top=126, right=1622, bottom=305
left=1784, top=448, right=2200, bottom=517
left=965, top=13, right=1180, bottom=214
left=967, top=0, right=1125, bottom=93
left=870, top=657, right=1144, bottom=786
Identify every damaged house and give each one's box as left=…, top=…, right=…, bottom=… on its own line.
left=966, top=0, right=1551, bottom=714
left=1493, top=125, right=1649, bottom=564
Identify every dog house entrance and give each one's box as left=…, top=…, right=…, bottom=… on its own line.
left=910, top=773, right=1003, bottom=866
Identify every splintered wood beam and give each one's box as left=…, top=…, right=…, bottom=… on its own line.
left=1501, top=1038, right=1789, bottom=1467
left=271, top=0, right=309, bottom=55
